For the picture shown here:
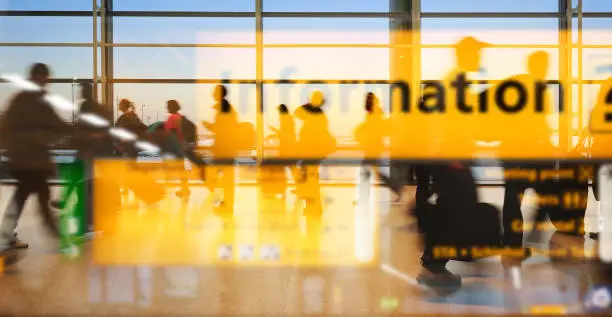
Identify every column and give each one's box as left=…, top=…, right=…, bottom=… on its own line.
left=389, top=0, right=420, bottom=185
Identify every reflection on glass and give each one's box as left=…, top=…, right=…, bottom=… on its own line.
left=420, top=0, right=558, bottom=12
left=0, top=0, right=92, bottom=10
left=137, top=267, right=153, bottom=307
left=113, top=47, right=256, bottom=79
left=421, top=48, right=560, bottom=80
left=263, top=18, right=389, bottom=45
left=302, top=275, right=325, bottom=314
left=89, top=265, right=103, bottom=303
left=421, top=18, right=558, bottom=45
left=263, top=48, right=389, bottom=80
left=0, top=17, right=93, bottom=43
left=0, top=47, right=94, bottom=79
left=164, top=267, right=199, bottom=298
left=263, top=0, right=389, bottom=12
left=113, top=0, right=255, bottom=12
left=112, top=83, right=257, bottom=135
left=113, top=17, right=255, bottom=44
left=106, top=267, right=135, bottom=303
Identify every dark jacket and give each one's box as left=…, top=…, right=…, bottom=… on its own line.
left=75, top=99, right=115, bottom=158
left=114, top=111, right=146, bottom=157
left=1, top=90, right=72, bottom=172
left=115, top=112, right=147, bottom=137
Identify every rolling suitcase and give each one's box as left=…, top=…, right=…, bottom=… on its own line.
left=424, top=164, right=503, bottom=262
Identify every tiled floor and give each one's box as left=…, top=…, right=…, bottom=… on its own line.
left=0, top=166, right=605, bottom=315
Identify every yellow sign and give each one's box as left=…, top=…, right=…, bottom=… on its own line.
left=92, top=160, right=379, bottom=266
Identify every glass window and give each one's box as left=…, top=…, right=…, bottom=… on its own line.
left=113, top=48, right=256, bottom=79
left=583, top=0, right=612, bottom=13
left=0, top=47, right=94, bottom=78
left=263, top=0, right=389, bottom=12
left=581, top=19, right=612, bottom=44
left=421, top=18, right=559, bottom=45
left=264, top=18, right=389, bottom=45
left=0, top=0, right=92, bottom=11
left=113, top=0, right=255, bottom=12
left=0, top=82, right=86, bottom=122
left=421, top=48, right=560, bottom=80
left=264, top=48, right=389, bottom=80
left=112, top=83, right=256, bottom=126
left=582, top=48, right=612, bottom=80
left=581, top=84, right=602, bottom=125
left=113, top=17, right=255, bottom=44
left=421, top=0, right=558, bottom=12
left=0, top=17, right=93, bottom=43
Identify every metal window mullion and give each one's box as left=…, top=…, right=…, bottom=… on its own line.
left=420, top=12, right=560, bottom=18
left=103, top=43, right=256, bottom=48
left=577, top=0, right=584, bottom=138
left=107, top=78, right=572, bottom=84
left=96, top=43, right=584, bottom=49
left=559, top=0, right=573, bottom=151
left=93, top=0, right=98, bottom=102
left=0, top=43, right=92, bottom=47
left=256, top=0, right=264, bottom=165
left=101, top=0, right=114, bottom=121
left=110, top=11, right=255, bottom=17
left=0, top=10, right=93, bottom=16
left=412, top=0, right=421, bottom=115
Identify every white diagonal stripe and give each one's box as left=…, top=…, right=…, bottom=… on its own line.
left=78, top=113, right=110, bottom=128
left=109, top=127, right=137, bottom=142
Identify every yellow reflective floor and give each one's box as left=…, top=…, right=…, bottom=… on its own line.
left=0, top=172, right=603, bottom=315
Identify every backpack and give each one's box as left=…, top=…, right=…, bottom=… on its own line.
left=181, top=116, right=197, bottom=144
left=235, top=122, right=256, bottom=151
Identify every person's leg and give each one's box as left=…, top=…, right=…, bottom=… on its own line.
left=184, top=147, right=207, bottom=181
left=176, top=158, right=191, bottom=197
left=502, top=170, right=527, bottom=249
left=0, top=171, right=33, bottom=249
left=418, top=219, right=459, bottom=288
left=32, top=171, right=60, bottom=239
left=414, top=165, right=432, bottom=212
left=416, top=165, right=461, bottom=288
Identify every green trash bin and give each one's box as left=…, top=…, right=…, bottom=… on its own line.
left=57, top=159, right=87, bottom=257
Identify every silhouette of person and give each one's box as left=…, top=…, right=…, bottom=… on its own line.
left=164, top=100, right=192, bottom=197
left=268, top=104, right=297, bottom=158
left=489, top=51, right=556, bottom=266
left=416, top=36, right=489, bottom=289
left=0, top=63, right=72, bottom=264
left=262, top=104, right=296, bottom=198
left=353, top=92, right=402, bottom=199
left=295, top=91, right=336, bottom=204
left=52, top=83, right=115, bottom=235
left=293, top=90, right=336, bottom=216
left=202, top=85, right=238, bottom=211
left=115, top=99, right=146, bottom=158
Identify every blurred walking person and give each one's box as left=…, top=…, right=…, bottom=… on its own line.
left=162, top=99, right=206, bottom=197
left=354, top=92, right=402, bottom=199
left=52, top=83, right=114, bottom=233
left=0, top=63, right=72, bottom=264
